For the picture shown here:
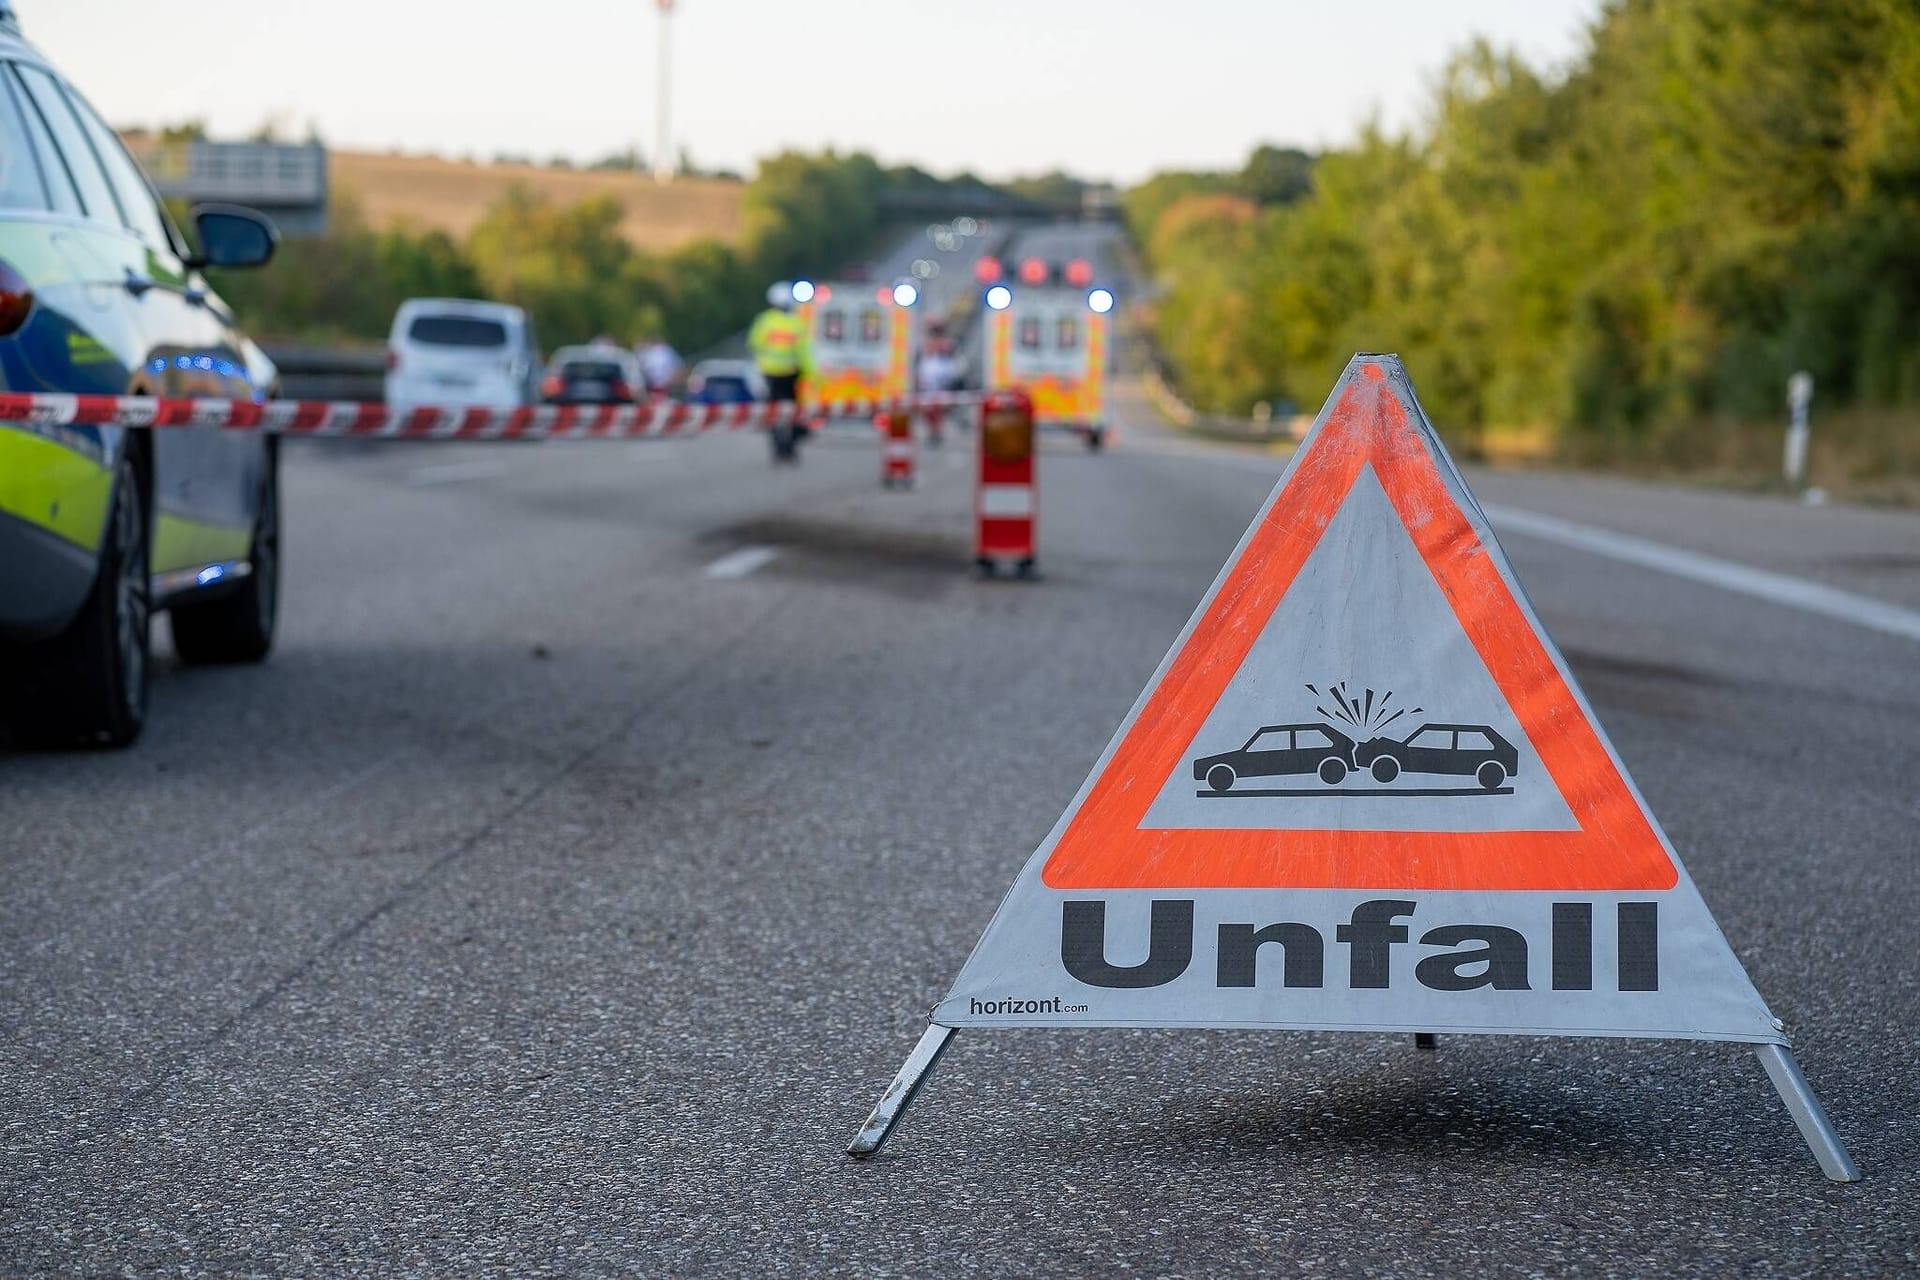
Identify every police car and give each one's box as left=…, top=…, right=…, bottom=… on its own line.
left=0, top=4, right=282, bottom=746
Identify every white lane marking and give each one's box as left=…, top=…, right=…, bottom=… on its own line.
left=1484, top=504, right=1920, bottom=644
left=1121, top=406, right=1920, bottom=643
left=405, top=460, right=508, bottom=487
left=703, top=546, right=779, bottom=580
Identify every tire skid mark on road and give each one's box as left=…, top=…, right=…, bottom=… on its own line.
left=0, top=588, right=800, bottom=1183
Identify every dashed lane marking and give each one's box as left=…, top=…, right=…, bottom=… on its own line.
left=703, top=546, right=780, bottom=579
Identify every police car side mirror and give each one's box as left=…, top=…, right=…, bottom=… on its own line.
left=187, top=204, right=279, bottom=271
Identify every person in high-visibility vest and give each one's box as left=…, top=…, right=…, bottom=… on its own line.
left=751, top=282, right=812, bottom=463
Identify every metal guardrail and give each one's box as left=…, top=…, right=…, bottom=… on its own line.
left=262, top=343, right=384, bottom=402
left=1142, top=367, right=1306, bottom=444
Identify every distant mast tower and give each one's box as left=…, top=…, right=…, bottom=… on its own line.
left=653, top=0, right=675, bottom=183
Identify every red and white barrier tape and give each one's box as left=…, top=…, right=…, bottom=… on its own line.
left=0, top=392, right=981, bottom=439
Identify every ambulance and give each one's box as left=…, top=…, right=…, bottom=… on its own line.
left=981, top=257, right=1113, bottom=450
left=793, top=279, right=916, bottom=416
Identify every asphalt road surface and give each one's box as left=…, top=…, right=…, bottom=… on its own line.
left=3, top=382, right=1917, bottom=1274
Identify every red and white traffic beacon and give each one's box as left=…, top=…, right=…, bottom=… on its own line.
left=877, top=406, right=915, bottom=488
left=975, top=386, right=1037, bottom=577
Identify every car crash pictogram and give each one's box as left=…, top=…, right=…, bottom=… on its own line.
left=1192, top=682, right=1519, bottom=797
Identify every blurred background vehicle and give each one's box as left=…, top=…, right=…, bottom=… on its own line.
left=797, top=278, right=915, bottom=416
left=384, top=298, right=540, bottom=413
left=0, top=13, right=280, bottom=747
left=541, top=342, right=643, bottom=404
left=982, top=254, right=1114, bottom=450
left=684, top=357, right=767, bottom=405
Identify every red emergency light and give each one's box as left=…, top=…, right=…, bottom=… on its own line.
left=974, top=257, right=1003, bottom=284
left=1018, top=257, right=1049, bottom=287
left=814, top=284, right=833, bottom=303
left=1064, top=258, right=1093, bottom=288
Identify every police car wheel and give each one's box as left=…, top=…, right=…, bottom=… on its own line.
left=6, top=452, right=150, bottom=748
left=172, top=448, right=279, bottom=666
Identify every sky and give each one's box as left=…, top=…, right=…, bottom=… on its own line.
left=24, top=0, right=1601, bottom=184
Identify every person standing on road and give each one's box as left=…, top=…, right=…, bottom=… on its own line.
left=638, top=336, right=683, bottom=398
left=750, top=282, right=811, bottom=463
left=913, top=323, right=962, bottom=449
left=915, top=323, right=961, bottom=394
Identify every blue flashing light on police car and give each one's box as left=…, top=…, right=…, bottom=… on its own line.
left=891, top=281, right=918, bottom=308
left=984, top=284, right=1013, bottom=311
left=790, top=278, right=816, bottom=305
left=1088, top=288, right=1116, bottom=315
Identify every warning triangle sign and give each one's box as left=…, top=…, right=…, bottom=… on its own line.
left=938, top=356, right=1782, bottom=1042
left=1043, top=359, right=1677, bottom=893
left=853, top=357, right=1855, bottom=1178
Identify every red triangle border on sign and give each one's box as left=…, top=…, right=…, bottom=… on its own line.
left=1040, top=363, right=1679, bottom=892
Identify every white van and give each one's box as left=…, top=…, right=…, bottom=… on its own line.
left=384, top=298, right=540, bottom=413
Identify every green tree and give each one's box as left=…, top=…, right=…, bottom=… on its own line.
left=1237, top=145, right=1314, bottom=206
left=466, top=185, right=639, bottom=344
left=1130, top=0, right=1920, bottom=461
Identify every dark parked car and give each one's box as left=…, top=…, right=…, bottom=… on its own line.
left=685, top=358, right=767, bottom=405
left=1356, top=722, right=1519, bottom=790
left=541, top=343, right=642, bottom=405
left=1194, top=722, right=1358, bottom=792
left=0, top=7, right=281, bottom=746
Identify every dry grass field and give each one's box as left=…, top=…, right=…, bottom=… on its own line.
left=331, top=151, right=746, bottom=250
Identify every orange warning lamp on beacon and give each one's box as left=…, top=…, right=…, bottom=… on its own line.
left=981, top=390, right=1035, bottom=464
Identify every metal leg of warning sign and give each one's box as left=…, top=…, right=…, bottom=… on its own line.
left=1413, top=1033, right=1438, bottom=1051
left=1755, top=1044, right=1859, bottom=1182
left=847, top=1025, right=954, bottom=1159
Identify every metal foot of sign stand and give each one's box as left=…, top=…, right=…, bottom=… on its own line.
left=847, top=1033, right=1860, bottom=1179
left=1756, top=1044, right=1859, bottom=1182
left=848, top=1025, right=953, bottom=1159
left=1413, top=1032, right=1438, bottom=1051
